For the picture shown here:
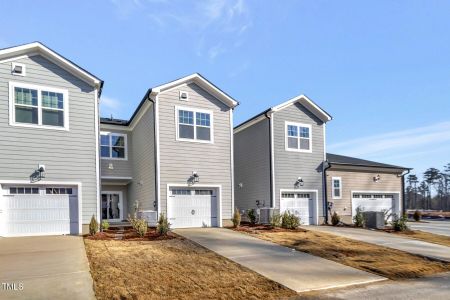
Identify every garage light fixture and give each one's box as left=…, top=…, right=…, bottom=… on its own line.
left=295, top=177, right=304, bottom=187
left=188, top=171, right=200, bottom=185
left=373, top=174, right=381, bottom=182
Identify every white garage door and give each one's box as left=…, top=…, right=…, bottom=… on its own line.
left=280, top=192, right=315, bottom=225
left=352, top=193, right=399, bottom=221
left=0, top=186, right=78, bottom=237
left=168, top=187, right=218, bottom=228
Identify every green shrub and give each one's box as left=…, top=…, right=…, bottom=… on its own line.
left=133, top=218, right=148, bottom=237
left=270, top=213, right=282, bottom=228
left=232, top=208, right=241, bottom=228
left=392, top=213, right=408, bottom=232
left=353, top=206, right=365, bottom=227
left=89, top=215, right=99, bottom=236
left=331, top=211, right=340, bottom=226
left=247, top=209, right=257, bottom=225
left=157, top=213, right=170, bottom=236
left=281, top=211, right=300, bottom=229
left=101, top=220, right=110, bottom=231
left=413, top=210, right=422, bottom=222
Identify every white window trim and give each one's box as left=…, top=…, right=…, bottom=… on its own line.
left=332, top=177, right=342, bottom=199
left=179, top=90, right=189, bottom=101
left=175, top=105, right=214, bottom=144
left=100, top=131, right=128, bottom=160
left=285, top=121, right=312, bottom=153
left=8, top=81, right=69, bottom=131
left=11, top=62, right=26, bottom=77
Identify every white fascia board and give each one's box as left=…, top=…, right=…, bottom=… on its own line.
left=233, top=114, right=268, bottom=134
left=0, top=42, right=101, bottom=88
left=272, top=94, right=332, bottom=122
left=152, top=73, right=238, bottom=108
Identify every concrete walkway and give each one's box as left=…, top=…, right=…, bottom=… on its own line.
left=308, top=226, right=450, bottom=262
left=409, top=220, right=450, bottom=237
left=310, top=272, right=450, bottom=300
left=0, top=235, right=95, bottom=300
left=176, top=228, right=384, bottom=293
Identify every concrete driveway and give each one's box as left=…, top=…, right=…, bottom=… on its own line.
left=308, top=226, right=450, bottom=262
left=409, top=220, right=450, bottom=237
left=176, top=228, right=384, bottom=293
left=0, top=235, right=95, bottom=300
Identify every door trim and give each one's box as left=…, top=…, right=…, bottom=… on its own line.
left=279, top=189, right=319, bottom=225
left=101, top=191, right=124, bottom=222
left=166, top=184, right=222, bottom=227
left=0, top=180, right=82, bottom=235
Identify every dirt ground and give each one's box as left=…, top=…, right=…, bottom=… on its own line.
left=394, top=230, right=450, bottom=247
left=239, top=227, right=450, bottom=280
left=84, top=237, right=296, bottom=300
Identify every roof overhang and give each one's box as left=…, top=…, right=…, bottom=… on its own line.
left=271, top=94, right=332, bottom=122
left=0, top=42, right=103, bottom=94
left=149, top=73, right=239, bottom=108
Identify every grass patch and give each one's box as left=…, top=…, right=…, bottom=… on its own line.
left=394, top=230, right=450, bottom=247
left=84, top=237, right=296, bottom=300
left=242, top=229, right=450, bottom=280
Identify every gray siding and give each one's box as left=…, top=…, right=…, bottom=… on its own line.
left=100, top=127, right=132, bottom=178
left=273, top=102, right=325, bottom=216
left=128, top=103, right=156, bottom=212
left=234, top=118, right=271, bottom=211
left=158, top=83, right=233, bottom=219
left=0, top=54, right=98, bottom=224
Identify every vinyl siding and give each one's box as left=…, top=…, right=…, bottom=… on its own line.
left=128, top=103, right=156, bottom=212
left=273, top=102, right=325, bottom=215
left=326, top=168, right=402, bottom=216
left=158, top=83, right=233, bottom=219
left=234, top=118, right=271, bottom=211
left=0, top=54, right=98, bottom=224
left=100, top=127, right=132, bottom=178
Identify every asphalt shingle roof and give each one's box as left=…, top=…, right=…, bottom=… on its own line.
left=326, top=153, right=410, bottom=170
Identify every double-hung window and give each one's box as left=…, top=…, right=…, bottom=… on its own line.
left=285, top=122, right=312, bottom=152
left=9, top=82, right=68, bottom=130
left=332, top=177, right=342, bottom=199
left=100, top=132, right=127, bottom=159
left=176, top=107, right=213, bottom=143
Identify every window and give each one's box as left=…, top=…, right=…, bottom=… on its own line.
left=281, top=193, right=295, bottom=198
left=46, top=187, right=73, bottom=195
left=9, top=82, right=68, bottom=130
left=9, top=187, right=39, bottom=194
left=176, top=107, right=213, bottom=143
left=100, top=132, right=127, bottom=159
left=285, top=122, right=311, bottom=152
left=332, top=177, right=342, bottom=199
left=296, top=193, right=311, bottom=198
left=172, top=189, right=191, bottom=195
left=195, top=190, right=213, bottom=195
left=11, top=63, right=26, bottom=76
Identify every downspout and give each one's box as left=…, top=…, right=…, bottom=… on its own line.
left=323, top=161, right=332, bottom=224
left=265, top=111, right=273, bottom=208
left=147, top=90, right=159, bottom=214
left=399, top=169, right=411, bottom=216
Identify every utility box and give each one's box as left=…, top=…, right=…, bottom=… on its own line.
left=258, top=208, right=280, bottom=224
left=137, top=210, right=158, bottom=227
left=363, top=211, right=385, bottom=229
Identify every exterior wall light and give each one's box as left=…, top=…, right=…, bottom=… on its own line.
left=373, top=174, right=381, bottom=182
left=295, top=177, right=304, bottom=187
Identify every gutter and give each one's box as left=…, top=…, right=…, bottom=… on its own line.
left=323, top=161, right=332, bottom=224
left=265, top=111, right=273, bottom=208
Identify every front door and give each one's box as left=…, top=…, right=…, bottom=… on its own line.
left=102, top=192, right=122, bottom=222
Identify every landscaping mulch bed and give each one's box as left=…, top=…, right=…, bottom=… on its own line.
left=234, top=223, right=307, bottom=234
left=235, top=225, right=450, bottom=280
left=84, top=237, right=296, bottom=300
left=85, top=227, right=177, bottom=241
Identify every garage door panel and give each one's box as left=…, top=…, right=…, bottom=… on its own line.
left=352, top=193, right=398, bottom=222
left=280, top=192, right=315, bottom=225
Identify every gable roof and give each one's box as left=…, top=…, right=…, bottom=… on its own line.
left=326, top=153, right=411, bottom=170
left=100, top=73, right=238, bottom=127
left=0, top=42, right=103, bottom=95
left=234, top=94, right=332, bottom=132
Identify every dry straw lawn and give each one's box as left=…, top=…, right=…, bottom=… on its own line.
left=249, top=229, right=450, bottom=280
left=84, top=237, right=296, bottom=300
left=394, top=230, right=450, bottom=247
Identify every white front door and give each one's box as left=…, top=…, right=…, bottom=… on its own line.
left=352, top=193, right=399, bottom=221
left=0, top=185, right=78, bottom=237
left=102, top=192, right=123, bottom=222
left=280, top=192, right=315, bottom=225
left=168, top=187, right=218, bottom=228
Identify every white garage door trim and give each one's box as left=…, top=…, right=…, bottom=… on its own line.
left=279, top=189, right=319, bottom=225
left=166, top=184, right=222, bottom=228
left=0, top=180, right=82, bottom=236
left=351, top=190, right=401, bottom=221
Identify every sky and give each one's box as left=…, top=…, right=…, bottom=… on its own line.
left=1, top=0, right=449, bottom=178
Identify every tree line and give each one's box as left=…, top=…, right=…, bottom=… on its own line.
left=406, top=163, right=450, bottom=211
